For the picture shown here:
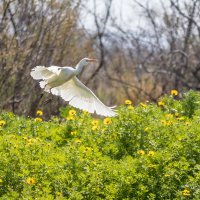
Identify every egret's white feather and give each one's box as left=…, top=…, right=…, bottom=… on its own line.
left=31, top=66, right=54, bottom=80
left=31, top=58, right=117, bottom=117
left=51, top=77, right=116, bottom=117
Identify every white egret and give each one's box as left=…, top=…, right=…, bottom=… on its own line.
left=31, top=58, right=117, bottom=117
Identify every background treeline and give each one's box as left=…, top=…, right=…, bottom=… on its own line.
left=1, top=0, right=200, bottom=117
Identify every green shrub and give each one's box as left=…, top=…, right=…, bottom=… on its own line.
left=0, top=91, right=199, bottom=199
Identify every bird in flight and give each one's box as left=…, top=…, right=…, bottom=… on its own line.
left=31, top=58, right=117, bottom=117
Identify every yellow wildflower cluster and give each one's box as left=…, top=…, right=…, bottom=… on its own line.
left=36, top=110, right=43, bottom=116
left=137, top=150, right=145, bottom=155
left=70, top=131, right=77, bottom=136
left=84, top=146, right=93, bottom=153
left=66, top=116, right=75, bottom=120
left=35, top=117, right=42, bottom=122
left=0, top=120, right=6, bottom=127
left=125, top=99, right=132, bottom=105
left=92, top=125, right=98, bottom=131
left=161, top=120, right=173, bottom=126
left=103, top=117, right=112, bottom=125
left=26, top=138, right=39, bottom=146
left=92, top=120, right=99, bottom=131
left=66, top=109, right=76, bottom=120
left=182, top=189, right=190, bottom=197
left=128, top=105, right=134, bottom=110
left=171, top=89, right=178, bottom=96
left=158, top=101, right=165, bottom=106
left=69, top=109, right=76, bottom=116
left=26, top=177, right=36, bottom=185
left=92, top=120, right=99, bottom=126
left=148, top=151, right=155, bottom=156
left=35, top=110, right=43, bottom=122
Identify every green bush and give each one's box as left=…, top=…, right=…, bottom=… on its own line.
left=0, top=90, right=199, bottom=199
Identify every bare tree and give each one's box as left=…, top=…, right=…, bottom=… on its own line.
left=0, top=0, right=94, bottom=117
left=85, top=0, right=200, bottom=103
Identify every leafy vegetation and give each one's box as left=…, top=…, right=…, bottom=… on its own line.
left=0, top=90, right=199, bottom=199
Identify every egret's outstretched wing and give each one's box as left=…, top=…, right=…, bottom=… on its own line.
left=30, top=66, right=61, bottom=80
left=51, top=77, right=117, bottom=117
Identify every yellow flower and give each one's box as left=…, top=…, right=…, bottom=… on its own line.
left=103, top=117, right=112, bottom=125
left=128, top=105, right=134, bottom=110
left=137, top=150, right=145, bottom=155
left=22, top=136, right=28, bottom=140
left=158, top=101, right=165, bottom=106
left=148, top=151, right=155, bottom=156
left=85, top=147, right=92, bottom=152
left=171, top=89, right=178, bottom=96
left=125, top=99, right=132, bottom=105
left=75, top=139, right=82, bottom=143
left=92, top=125, right=98, bottom=131
left=26, top=138, right=37, bottom=146
left=69, top=109, right=76, bottom=116
left=140, top=103, right=147, bottom=108
left=0, top=179, right=3, bottom=184
left=182, top=189, right=190, bottom=197
left=70, top=131, right=77, bottom=136
left=26, top=177, right=36, bottom=185
left=66, top=116, right=75, bottom=121
left=161, top=120, right=173, bottom=126
left=144, top=127, right=150, bottom=132
left=36, top=110, right=43, bottom=116
left=35, top=117, right=42, bottom=122
left=92, top=120, right=99, bottom=126
left=0, top=120, right=6, bottom=126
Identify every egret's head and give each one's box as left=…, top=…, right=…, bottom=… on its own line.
left=80, top=58, right=97, bottom=66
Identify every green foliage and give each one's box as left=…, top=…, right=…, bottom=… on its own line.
left=181, top=90, right=200, bottom=118
left=0, top=91, right=200, bottom=199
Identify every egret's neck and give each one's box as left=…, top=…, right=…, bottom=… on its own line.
left=75, top=63, right=85, bottom=75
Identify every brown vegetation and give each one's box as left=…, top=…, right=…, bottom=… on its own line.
left=1, top=0, right=200, bottom=117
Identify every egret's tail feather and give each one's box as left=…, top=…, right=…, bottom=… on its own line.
left=39, top=81, right=51, bottom=92
left=30, top=66, right=46, bottom=80
left=31, top=66, right=54, bottom=80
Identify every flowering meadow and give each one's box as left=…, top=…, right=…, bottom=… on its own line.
left=0, top=90, right=200, bottom=199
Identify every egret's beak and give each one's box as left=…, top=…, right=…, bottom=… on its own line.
left=88, top=58, right=98, bottom=63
